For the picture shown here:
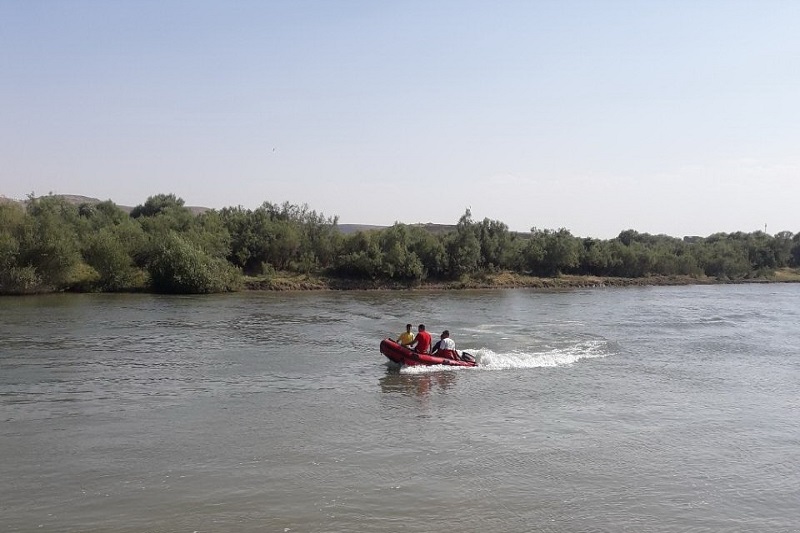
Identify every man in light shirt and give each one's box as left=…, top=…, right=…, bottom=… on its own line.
left=431, top=330, right=459, bottom=360
left=396, top=323, right=415, bottom=346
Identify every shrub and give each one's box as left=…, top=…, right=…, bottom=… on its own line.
left=146, top=233, right=241, bottom=294
left=83, top=228, right=145, bottom=291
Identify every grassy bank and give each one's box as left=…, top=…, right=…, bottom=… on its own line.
left=243, top=268, right=800, bottom=291
left=770, top=268, right=800, bottom=282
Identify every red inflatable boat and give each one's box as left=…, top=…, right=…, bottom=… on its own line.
left=380, top=338, right=478, bottom=367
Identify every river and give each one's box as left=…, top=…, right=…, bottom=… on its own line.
left=1, top=284, right=799, bottom=532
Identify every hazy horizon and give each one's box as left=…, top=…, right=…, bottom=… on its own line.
left=3, top=1, right=799, bottom=239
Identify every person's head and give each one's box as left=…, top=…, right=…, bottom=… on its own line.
left=441, top=330, right=450, bottom=339
left=418, top=324, right=426, bottom=332
left=405, top=323, right=412, bottom=332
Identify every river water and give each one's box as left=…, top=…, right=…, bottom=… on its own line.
left=1, top=284, right=799, bottom=532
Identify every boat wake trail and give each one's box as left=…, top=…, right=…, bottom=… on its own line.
left=397, top=339, right=612, bottom=373
left=472, top=339, right=611, bottom=370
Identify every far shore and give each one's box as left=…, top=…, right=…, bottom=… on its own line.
left=243, top=269, right=800, bottom=292
left=3, top=269, right=799, bottom=297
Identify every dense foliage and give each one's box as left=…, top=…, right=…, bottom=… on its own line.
left=1, top=195, right=799, bottom=294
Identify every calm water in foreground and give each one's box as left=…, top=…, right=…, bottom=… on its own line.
left=1, top=284, right=799, bottom=532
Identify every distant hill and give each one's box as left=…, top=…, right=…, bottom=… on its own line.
left=2, top=194, right=210, bottom=215
left=337, top=224, right=385, bottom=234
left=337, top=223, right=461, bottom=235
left=411, top=223, right=459, bottom=235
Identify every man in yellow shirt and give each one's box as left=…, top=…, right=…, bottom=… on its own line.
left=396, top=323, right=415, bottom=346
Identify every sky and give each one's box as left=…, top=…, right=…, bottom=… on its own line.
left=2, top=0, right=799, bottom=239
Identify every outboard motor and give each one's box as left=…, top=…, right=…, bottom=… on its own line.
left=460, top=352, right=476, bottom=363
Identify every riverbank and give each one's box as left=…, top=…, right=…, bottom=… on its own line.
left=3, top=269, right=798, bottom=296
left=242, top=268, right=800, bottom=291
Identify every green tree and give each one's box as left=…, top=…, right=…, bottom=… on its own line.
left=476, top=218, right=517, bottom=271
left=331, top=231, right=383, bottom=279
left=524, top=228, right=581, bottom=276
left=220, top=201, right=339, bottom=275
left=185, top=210, right=232, bottom=260
left=772, top=231, right=794, bottom=268
left=83, top=223, right=147, bottom=291
left=377, top=224, right=424, bottom=280
left=0, top=203, right=41, bottom=293
left=407, top=225, right=447, bottom=278
left=696, top=238, right=751, bottom=279
left=791, top=233, right=800, bottom=267
left=132, top=194, right=194, bottom=238
left=219, top=206, right=261, bottom=272
left=443, top=210, right=481, bottom=278
left=130, top=193, right=186, bottom=218
left=18, top=195, right=82, bottom=290
left=147, top=232, right=241, bottom=294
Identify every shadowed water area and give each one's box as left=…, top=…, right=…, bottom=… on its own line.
left=2, top=285, right=800, bottom=532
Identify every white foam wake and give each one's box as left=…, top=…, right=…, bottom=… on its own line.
left=398, top=339, right=610, bottom=373
left=476, top=339, right=610, bottom=370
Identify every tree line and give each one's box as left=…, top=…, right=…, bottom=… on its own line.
left=1, top=193, right=799, bottom=294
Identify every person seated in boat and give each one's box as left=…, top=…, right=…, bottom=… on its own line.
left=429, top=332, right=445, bottom=354
left=431, top=330, right=460, bottom=360
left=430, top=337, right=442, bottom=354
left=396, top=323, right=415, bottom=347
left=410, top=324, right=432, bottom=353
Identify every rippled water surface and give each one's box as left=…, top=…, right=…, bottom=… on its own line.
left=2, top=285, right=800, bottom=532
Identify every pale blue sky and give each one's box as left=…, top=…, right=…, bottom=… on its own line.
left=2, top=0, right=798, bottom=238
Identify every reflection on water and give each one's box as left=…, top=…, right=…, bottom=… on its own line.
left=378, top=369, right=457, bottom=397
